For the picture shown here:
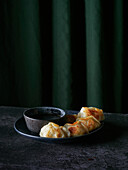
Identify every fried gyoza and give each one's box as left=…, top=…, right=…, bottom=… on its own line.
left=77, top=107, right=105, bottom=121
left=76, top=116, right=101, bottom=132
left=64, top=120, right=89, bottom=137
left=40, top=116, right=101, bottom=138
left=39, top=107, right=104, bottom=138
left=39, top=122, right=70, bottom=138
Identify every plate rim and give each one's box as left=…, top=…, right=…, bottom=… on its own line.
left=14, top=115, right=104, bottom=143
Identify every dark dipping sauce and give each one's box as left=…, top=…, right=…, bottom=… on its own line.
left=30, top=113, right=61, bottom=120
left=23, top=107, right=66, bottom=133
left=29, top=112, right=65, bottom=126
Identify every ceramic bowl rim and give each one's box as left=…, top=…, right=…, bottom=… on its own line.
left=23, top=106, right=66, bottom=121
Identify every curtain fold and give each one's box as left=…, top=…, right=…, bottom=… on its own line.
left=85, top=0, right=124, bottom=112
left=52, top=0, right=86, bottom=110
left=0, top=0, right=127, bottom=112
left=85, top=0, right=103, bottom=109
left=52, top=0, right=72, bottom=109
left=113, top=0, right=123, bottom=112
left=0, top=0, right=42, bottom=107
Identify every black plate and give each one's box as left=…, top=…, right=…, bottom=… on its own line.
left=14, top=114, right=104, bottom=143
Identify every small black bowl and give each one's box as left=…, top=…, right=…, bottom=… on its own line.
left=23, top=107, right=66, bottom=133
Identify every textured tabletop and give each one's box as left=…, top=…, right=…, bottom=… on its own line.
left=0, top=106, right=128, bottom=170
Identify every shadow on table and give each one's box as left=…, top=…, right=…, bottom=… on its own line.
left=87, top=122, right=123, bottom=143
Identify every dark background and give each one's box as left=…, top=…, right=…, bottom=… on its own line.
left=0, top=0, right=128, bottom=113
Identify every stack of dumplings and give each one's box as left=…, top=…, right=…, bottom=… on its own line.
left=39, top=107, right=105, bottom=138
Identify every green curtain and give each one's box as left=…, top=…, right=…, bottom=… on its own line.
left=0, top=0, right=127, bottom=113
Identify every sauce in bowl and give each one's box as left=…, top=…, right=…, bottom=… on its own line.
left=23, top=107, right=65, bottom=133
left=29, top=113, right=61, bottom=120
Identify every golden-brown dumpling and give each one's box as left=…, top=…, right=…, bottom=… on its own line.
left=39, top=107, right=103, bottom=138
left=77, top=107, right=105, bottom=121
left=39, top=122, right=70, bottom=138
left=64, top=121, right=89, bottom=137
left=76, top=116, right=101, bottom=132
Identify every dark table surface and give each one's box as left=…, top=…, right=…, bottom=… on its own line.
left=0, top=106, right=128, bottom=170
